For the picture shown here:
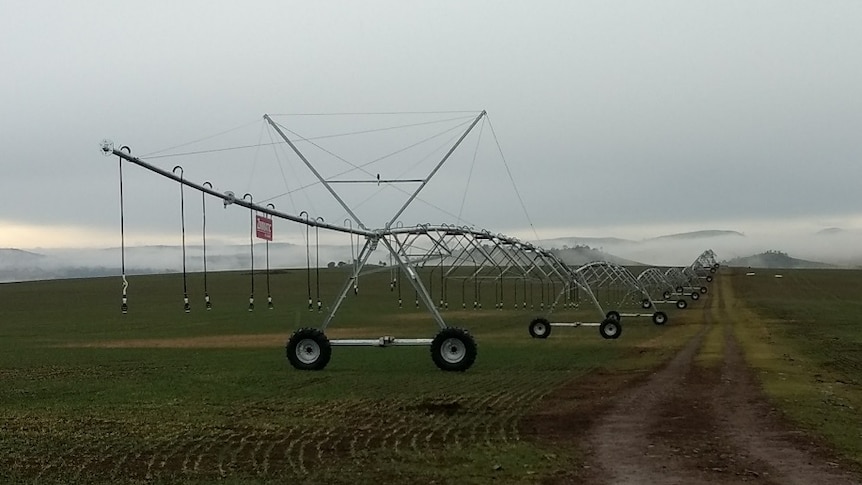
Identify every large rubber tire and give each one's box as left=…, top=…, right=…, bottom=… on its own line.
left=286, top=327, right=332, bottom=371
left=652, top=311, right=668, bottom=325
left=431, top=327, right=477, bottom=372
left=700, top=287, right=708, bottom=294
left=529, top=317, right=552, bottom=339
left=710, top=267, right=717, bottom=274
left=706, top=275, right=713, bottom=283
left=605, top=310, right=621, bottom=322
left=713, top=263, right=720, bottom=270
left=663, top=290, right=672, bottom=300
left=675, top=299, right=688, bottom=309
left=599, top=318, right=622, bottom=339
left=676, top=286, right=684, bottom=293
left=691, top=291, right=700, bottom=301
left=641, top=299, right=652, bottom=309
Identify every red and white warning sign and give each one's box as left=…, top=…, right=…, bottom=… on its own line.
left=255, top=215, right=273, bottom=241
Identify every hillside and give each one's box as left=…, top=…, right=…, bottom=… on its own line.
left=536, top=236, right=634, bottom=248
left=816, top=227, right=845, bottom=236
left=0, top=248, right=45, bottom=266
left=649, top=230, right=744, bottom=241
left=550, top=246, right=641, bottom=266
left=724, top=250, right=832, bottom=269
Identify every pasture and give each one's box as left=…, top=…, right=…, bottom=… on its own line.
left=1, top=266, right=860, bottom=483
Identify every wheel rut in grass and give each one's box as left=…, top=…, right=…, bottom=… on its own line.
left=534, top=275, right=862, bottom=484
left=583, top=302, right=726, bottom=485
left=708, top=278, right=861, bottom=485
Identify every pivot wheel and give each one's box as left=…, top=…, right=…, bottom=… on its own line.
left=706, top=275, right=713, bottom=283
left=675, top=299, right=688, bottom=309
left=652, top=311, right=668, bottom=325
left=286, top=327, right=332, bottom=371
left=691, top=291, right=700, bottom=301
left=663, top=290, right=672, bottom=300
left=529, top=317, right=552, bottom=339
left=431, top=327, right=477, bottom=372
left=700, top=287, right=708, bottom=294
left=599, top=318, right=622, bottom=339
left=641, top=299, right=652, bottom=309
left=605, top=310, right=621, bottom=322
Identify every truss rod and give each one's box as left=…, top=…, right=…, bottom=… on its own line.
left=263, top=114, right=369, bottom=231
left=386, top=111, right=486, bottom=227
left=108, top=148, right=377, bottom=238
left=327, top=179, right=424, bottom=184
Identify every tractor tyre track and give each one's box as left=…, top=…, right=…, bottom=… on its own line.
left=584, top=307, right=717, bottom=484
left=577, top=277, right=862, bottom=485
left=711, top=280, right=861, bottom=485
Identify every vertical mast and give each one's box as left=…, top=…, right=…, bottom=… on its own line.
left=386, top=110, right=486, bottom=227
left=263, top=114, right=368, bottom=231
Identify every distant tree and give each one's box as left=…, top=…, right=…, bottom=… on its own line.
left=327, top=261, right=336, bottom=269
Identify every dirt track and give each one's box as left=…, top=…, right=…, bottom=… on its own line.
left=530, top=277, right=861, bottom=485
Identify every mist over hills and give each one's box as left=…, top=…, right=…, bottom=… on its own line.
left=816, top=227, right=845, bottom=236
left=0, top=248, right=44, bottom=265
left=2, top=227, right=859, bottom=282
left=549, top=246, right=641, bottom=267
left=537, top=230, right=744, bottom=248
left=649, top=230, right=745, bottom=241
left=0, top=243, right=355, bottom=283
left=723, top=250, right=833, bottom=269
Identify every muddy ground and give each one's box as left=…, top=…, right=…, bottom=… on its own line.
left=524, top=277, right=861, bottom=485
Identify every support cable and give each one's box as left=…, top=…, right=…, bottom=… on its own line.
left=140, top=119, right=261, bottom=158
left=260, top=117, right=472, bottom=204
left=457, top=117, right=486, bottom=223
left=486, top=116, right=540, bottom=242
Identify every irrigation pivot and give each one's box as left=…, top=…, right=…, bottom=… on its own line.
left=100, top=112, right=501, bottom=372
left=102, top=112, right=702, bottom=371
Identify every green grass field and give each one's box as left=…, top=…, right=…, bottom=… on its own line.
left=1, top=267, right=861, bottom=483
left=729, top=268, right=862, bottom=464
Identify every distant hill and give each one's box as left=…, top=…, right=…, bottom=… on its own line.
left=815, top=227, right=845, bottom=236
left=0, top=242, right=351, bottom=283
left=724, top=250, right=832, bottom=269
left=0, top=248, right=45, bottom=266
left=649, top=230, right=744, bottom=241
left=537, top=236, right=634, bottom=248
left=550, top=246, right=641, bottom=267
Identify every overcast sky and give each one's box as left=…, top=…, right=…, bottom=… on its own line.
left=2, top=1, right=861, bottom=251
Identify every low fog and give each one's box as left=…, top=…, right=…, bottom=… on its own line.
left=599, top=230, right=862, bottom=268
left=3, top=228, right=861, bottom=283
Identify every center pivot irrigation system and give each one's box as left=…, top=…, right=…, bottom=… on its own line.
left=635, top=250, right=720, bottom=308
left=104, top=111, right=493, bottom=372
left=527, top=250, right=721, bottom=341
left=527, top=261, right=666, bottom=341
left=101, top=111, right=718, bottom=372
